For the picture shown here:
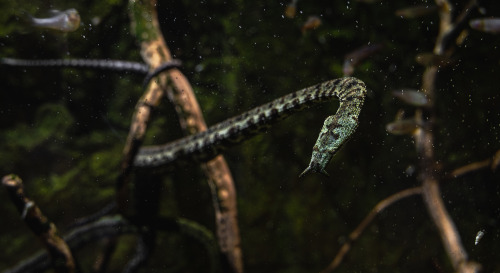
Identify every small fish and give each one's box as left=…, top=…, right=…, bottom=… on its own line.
left=284, top=0, right=298, bottom=19
left=386, top=118, right=419, bottom=135
left=395, top=5, right=437, bottom=19
left=415, top=53, right=452, bottom=67
left=343, top=44, right=383, bottom=76
left=469, top=18, right=500, bottom=34
left=475, top=230, right=485, bottom=245
left=28, top=9, right=80, bottom=32
left=392, top=89, right=429, bottom=107
left=301, top=16, right=321, bottom=33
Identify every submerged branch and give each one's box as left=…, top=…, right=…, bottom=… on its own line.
left=448, top=149, right=500, bottom=178
left=126, top=0, right=243, bottom=272
left=2, top=174, right=75, bottom=273
left=321, top=187, right=422, bottom=273
left=414, top=1, right=481, bottom=272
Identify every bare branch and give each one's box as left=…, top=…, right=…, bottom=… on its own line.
left=2, top=174, right=75, bottom=273
left=127, top=1, right=243, bottom=272
left=321, top=187, right=423, bottom=273
left=446, top=149, right=500, bottom=178
left=449, top=159, right=490, bottom=178
left=412, top=1, right=482, bottom=272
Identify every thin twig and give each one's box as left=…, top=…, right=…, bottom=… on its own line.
left=446, top=148, right=499, bottom=184
left=449, top=159, right=491, bottom=178
left=321, top=187, right=422, bottom=273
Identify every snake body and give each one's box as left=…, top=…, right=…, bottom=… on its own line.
left=135, top=77, right=367, bottom=177
left=0, top=58, right=181, bottom=87
left=1, top=58, right=150, bottom=73
left=2, top=56, right=367, bottom=176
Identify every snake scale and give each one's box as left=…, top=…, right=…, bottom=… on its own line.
left=135, top=77, right=367, bottom=177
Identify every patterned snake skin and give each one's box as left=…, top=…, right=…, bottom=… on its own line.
left=135, top=77, right=367, bottom=177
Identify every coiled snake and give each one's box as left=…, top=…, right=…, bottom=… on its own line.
left=135, top=77, right=367, bottom=177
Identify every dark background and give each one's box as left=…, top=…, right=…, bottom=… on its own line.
left=0, top=0, right=499, bottom=272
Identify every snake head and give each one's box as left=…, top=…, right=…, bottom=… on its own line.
left=299, top=162, right=330, bottom=178
left=299, top=134, right=337, bottom=178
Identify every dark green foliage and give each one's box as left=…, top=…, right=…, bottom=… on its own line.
left=1, top=0, right=499, bottom=272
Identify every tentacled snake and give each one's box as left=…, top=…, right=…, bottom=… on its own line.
left=1, top=58, right=367, bottom=176
left=135, top=77, right=367, bottom=177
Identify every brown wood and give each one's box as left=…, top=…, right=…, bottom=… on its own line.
left=124, top=1, right=243, bottom=272
left=2, top=174, right=75, bottom=273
